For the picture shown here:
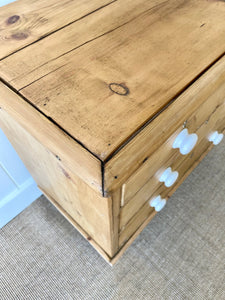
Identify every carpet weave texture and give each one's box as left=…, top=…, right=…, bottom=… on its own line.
left=0, top=140, right=225, bottom=299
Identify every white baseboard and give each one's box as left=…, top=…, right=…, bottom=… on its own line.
left=0, top=178, right=42, bottom=228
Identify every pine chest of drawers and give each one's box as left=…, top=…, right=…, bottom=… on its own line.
left=1, top=0, right=225, bottom=264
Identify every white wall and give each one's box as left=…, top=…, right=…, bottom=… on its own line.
left=0, top=0, right=16, bottom=7
left=0, top=0, right=42, bottom=227
left=0, top=129, right=41, bottom=228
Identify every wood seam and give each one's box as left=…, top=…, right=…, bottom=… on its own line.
left=0, top=0, right=118, bottom=62
left=0, top=77, right=103, bottom=162
left=104, top=51, right=225, bottom=163
left=17, top=0, right=169, bottom=92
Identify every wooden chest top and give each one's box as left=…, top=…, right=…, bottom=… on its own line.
left=1, top=0, right=225, bottom=161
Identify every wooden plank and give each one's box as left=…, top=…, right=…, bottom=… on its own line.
left=120, top=177, right=166, bottom=232
left=0, top=107, right=114, bottom=256
left=0, top=0, right=165, bottom=88
left=1, top=1, right=225, bottom=161
left=105, top=54, right=225, bottom=192
left=122, top=144, right=179, bottom=207
left=0, top=82, right=102, bottom=194
left=110, top=188, right=121, bottom=255
left=119, top=204, right=156, bottom=247
left=0, top=0, right=114, bottom=59
left=111, top=210, right=157, bottom=265
left=40, top=188, right=112, bottom=264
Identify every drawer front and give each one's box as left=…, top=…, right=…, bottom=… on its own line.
left=105, top=56, right=225, bottom=194
left=119, top=85, right=225, bottom=245
left=122, top=83, right=225, bottom=207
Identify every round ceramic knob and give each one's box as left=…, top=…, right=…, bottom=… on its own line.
left=149, top=195, right=166, bottom=212
left=208, top=131, right=224, bottom=145
left=172, top=128, right=198, bottom=155
left=159, top=167, right=179, bottom=187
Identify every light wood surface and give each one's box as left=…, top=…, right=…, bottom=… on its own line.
left=1, top=0, right=225, bottom=263
left=111, top=139, right=217, bottom=265
left=105, top=54, right=225, bottom=193
left=1, top=0, right=225, bottom=160
left=121, top=76, right=225, bottom=207
left=111, top=209, right=158, bottom=265
left=111, top=188, right=121, bottom=254
left=39, top=188, right=112, bottom=264
left=0, top=82, right=102, bottom=193
left=120, top=101, right=225, bottom=231
left=0, top=106, right=114, bottom=256
left=0, top=0, right=165, bottom=88
left=0, top=0, right=114, bottom=59
left=118, top=141, right=219, bottom=248
left=119, top=205, right=156, bottom=247
left=117, top=147, right=209, bottom=252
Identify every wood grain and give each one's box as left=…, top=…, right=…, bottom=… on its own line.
left=111, top=210, right=157, bottom=265
left=110, top=188, right=121, bottom=254
left=119, top=205, right=156, bottom=247
left=120, top=101, right=225, bottom=230
left=111, top=143, right=216, bottom=263
left=122, top=80, right=225, bottom=207
left=40, top=188, right=112, bottom=263
left=105, top=54, right=225, bottom=193
left=1, top=0, right=225, bottom=161
left=120, top=99, right=225, bottom=234
left=1, top=0, right=225, bottom=263
left=0, top=82, right=102, bottom=194
left=0, top=0, right=164, bottom=88
left=0, top=0, right=114, bottom=59
left=0, top=106, right=114, bottom=256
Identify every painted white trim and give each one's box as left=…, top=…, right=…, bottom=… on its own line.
left=0, top=127, right=42, bottom=228
left=0, top=162, right=20, bottom=188
left=0, top=178, right=42, bottom=228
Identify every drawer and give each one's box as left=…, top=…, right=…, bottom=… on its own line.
left=122, top=83, right=225, bottom=207
left=119, top=92, right=225, bottom=245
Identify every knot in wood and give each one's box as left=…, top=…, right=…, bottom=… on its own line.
left=109, top=83, right=129, bottom=96
left=7, top=15, right=20, bottom=24
left=11, top=32, right=28, bottom=40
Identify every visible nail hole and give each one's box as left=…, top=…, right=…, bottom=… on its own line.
left=7, top=15, right=20, bottom=25
left=11, top=32, right=28, bottom=40
left=43, top=103, right=47, bottom=106
left=108, top=143, right=111, bottom=146
left=200, top=23, right=205, bottom=27
left=114, top=176, right=118, bottom=179
left=87, top=236, right=92, bottom=241
left=56, top=155, right=61, bottom=161
left=142, top=156, right=149, bottom=163
left=109, top=83, right=129, bottom=96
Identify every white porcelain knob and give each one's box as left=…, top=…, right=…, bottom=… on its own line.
left=149, top=195, right=166, bottom=212
left=159, top=167, right=179, bottom=187
left=208, top=131, right=224, bottom=145
left=173, top=128, right=198, bottom=155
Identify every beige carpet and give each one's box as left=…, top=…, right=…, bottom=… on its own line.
left=0, top=141, right=225, bottom=300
